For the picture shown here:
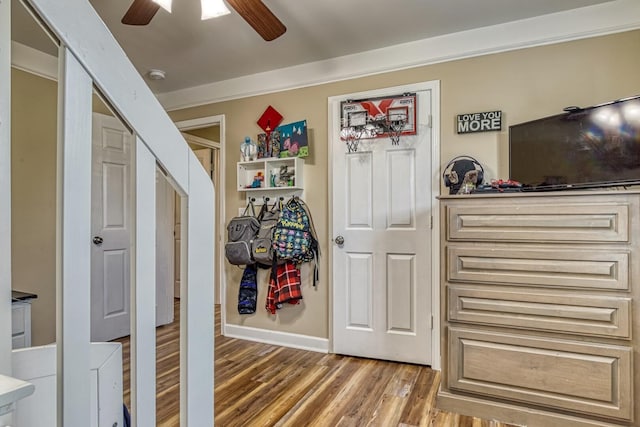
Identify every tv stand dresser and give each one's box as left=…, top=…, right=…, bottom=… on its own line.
left=438, top=190, right=639, bottom=427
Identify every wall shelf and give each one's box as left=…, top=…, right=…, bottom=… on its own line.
left=237, top=157, right=304, bottom=203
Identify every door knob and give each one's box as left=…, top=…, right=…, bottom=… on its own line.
left=334, top=235, right=345, bottom=245
left=93, top=236, right=103, bottom=245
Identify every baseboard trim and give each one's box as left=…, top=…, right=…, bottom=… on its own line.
left=223, top=324, right=329, bottom=353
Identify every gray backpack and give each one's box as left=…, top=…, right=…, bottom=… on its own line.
left=251, top=199, right=283, bottom=266
left=225, top=201, right=260, bottom=265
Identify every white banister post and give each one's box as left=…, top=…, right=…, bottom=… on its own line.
left=131, top=137, right=157, bottom=426
left=56, top=46, right=92, bottom=427
left=0, top=0, right=13, bottom=381
left=181, top=152, right=215, bottom=426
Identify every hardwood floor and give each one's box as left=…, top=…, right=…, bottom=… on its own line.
left=116, top=301, right=518, bottom=426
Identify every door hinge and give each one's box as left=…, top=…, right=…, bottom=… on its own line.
left=430, top=216, right=433, bottom=229
left=430, top=315, right=434, bottom=330
left=427, top=114, right=432, bottom=128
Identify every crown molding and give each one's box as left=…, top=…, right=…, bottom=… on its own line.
left=11, top=41, right=57, bottom=81
left=157, top=0, right=640, bottom=111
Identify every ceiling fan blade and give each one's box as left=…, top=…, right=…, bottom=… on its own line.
left=122, top=0, right=161, bottom=25
left=225, top=0, right=286, bottom=41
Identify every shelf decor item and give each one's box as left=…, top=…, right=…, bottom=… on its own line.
left=257, top=105, right=284, bottom=158
left=240, top=136, right=258, bottom=161
left=270, top=130, right=281, bottom=158
left=256, top=133, right=267, bottom=158
left=257, top=105, right=283, bottom=136
left=276, top=120, right=309, bottom=158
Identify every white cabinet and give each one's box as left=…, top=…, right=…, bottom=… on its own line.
left=12, top=301, right=32, bottom=349
left=237, top=157, right=304, bottom=202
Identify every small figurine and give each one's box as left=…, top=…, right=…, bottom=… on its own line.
left=240, top=136, right=257, bottom=161
left=457, top=170, right=478, bottom=195
left=277, top=165, right=293, bottom=187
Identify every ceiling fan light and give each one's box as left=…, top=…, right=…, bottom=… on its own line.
left=201, top=0, right=231, bottom=20
left=152, top=0, right=172, bottom=13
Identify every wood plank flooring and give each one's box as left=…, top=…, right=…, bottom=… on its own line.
left=116, top=301, right=518, bottom=426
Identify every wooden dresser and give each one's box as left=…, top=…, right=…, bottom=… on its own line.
left=438, top=191, right=639, bottom=427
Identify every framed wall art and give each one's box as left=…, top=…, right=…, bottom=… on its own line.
left=276, top=120, right=309, bottom=158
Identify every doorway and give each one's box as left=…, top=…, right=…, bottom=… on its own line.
left=175, top=116, right=226, bottom=313
left=329, top=82, right=441, bottom=368
left=90, top=113, right=133, bottom=341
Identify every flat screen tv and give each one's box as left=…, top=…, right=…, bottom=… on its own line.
left=510, top=95, right=640, bottom=191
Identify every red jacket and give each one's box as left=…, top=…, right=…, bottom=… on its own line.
left=266, top=261, right=302, bottom=314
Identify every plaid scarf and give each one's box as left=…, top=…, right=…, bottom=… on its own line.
left=266, top=261, right=302, bottom=314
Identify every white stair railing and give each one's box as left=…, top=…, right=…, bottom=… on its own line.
left=0, top=0, right=215, bottom=425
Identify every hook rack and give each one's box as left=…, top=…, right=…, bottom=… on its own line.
left=245, top=191, right=301, bottom=206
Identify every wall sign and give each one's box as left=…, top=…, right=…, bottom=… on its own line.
left=457, top=110, right=502, bottom=134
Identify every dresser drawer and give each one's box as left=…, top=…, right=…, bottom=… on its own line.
left=12, top=335, right=26, bottom=349
left=12, top=301, right=32, bottom=349
left=448, top=327, right=633, bottom=421
left=447, top=245, right=629, bottom=291
left=446, top=202, right=630, bottom=243
left=448, top=286, right=632, bottom=339
left=12, top=303, right=26, bottom=335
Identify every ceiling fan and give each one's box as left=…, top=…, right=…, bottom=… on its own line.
left=121, top=0, right=286, bottom=41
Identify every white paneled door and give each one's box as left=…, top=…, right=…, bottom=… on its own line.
left=91, top=113, right=132, bottom=342
left=332, top=87, right=433, bottom=364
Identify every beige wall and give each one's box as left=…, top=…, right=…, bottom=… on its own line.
left=11, top=68, right=57, bottom=345
left=185, top=126, right=220, bottom=142
left=169, top=30, right=640, bottom=340
left=10, top=30, right=640, bottom=344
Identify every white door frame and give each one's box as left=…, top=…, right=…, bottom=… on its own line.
left=182, top=132, right=221, bottom=150
left=175, top=115, right=226, bottom=328
left=328, top=81, right=441, bottom=370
